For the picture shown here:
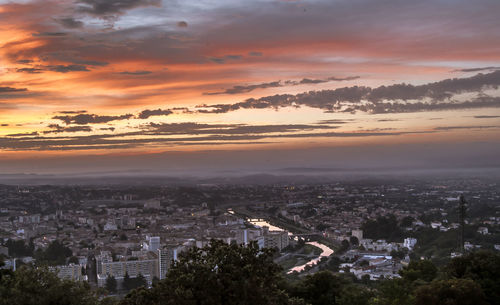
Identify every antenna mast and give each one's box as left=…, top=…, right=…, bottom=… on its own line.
left=458, top=195, right=467, bottom=253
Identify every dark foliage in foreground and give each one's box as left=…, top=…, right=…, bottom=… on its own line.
left=1, top=243, right=499, bottom=305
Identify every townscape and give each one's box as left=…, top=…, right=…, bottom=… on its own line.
left=1, top=176, right=499, bottom=293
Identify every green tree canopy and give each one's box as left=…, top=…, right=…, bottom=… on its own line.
left=120, top=239, right=289, bottom=305
left=0, top=266, right=97, bottom=305
left=399, top=260, right=437, bottom=283
left=4, top=239, right=34, bottom=257
left=414, top=279, right=487, bottom=305
left=290, top=271, right=348, bottom=305
left=445, top=251, right=500, bottom=305
left=34, top=240, right=73, bottom=266
left=122, top=273, right=147, bottom=291
left=361, top=214, right=403, bottom=241
left=106, top=275, right=117, bottom=294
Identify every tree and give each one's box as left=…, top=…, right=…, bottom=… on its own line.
left=5, top=239, right=33, bottom=257
left=34, top=240, right=73, bottom=266
left=120, top=239, right=290, bottom=305
left=135, top=274, right=147, bottom=289
left=414, top=279, right=487, bottom=305
left=361, top=214, right=402, bottom=241
left=445, top=251, right=500, bottom=305
left=316, top=223, right=329, bottom=231
left=106, top=276, right=117, bottom=294
left=337, top=285, right=372, bottom=305
left=340, top=240, right=350, bottom=252
left=371, top=278, right=414, bottom=305
left=400, top=216, right=414, bottom=228
left=100, top=297, right=119, bottom=305
left=123, top=272, right=131, bottom=291
left=349, top=236, right=359, bottom=246
left=390, top=249, right=406, bottom=260
left=326, top=256, right=341, bottom=272
left=290, top=271, right=347, bottom=305
left=0, top=266, right=98, bottom=305
left=68, top=256, right=79, bottom=264
left=122, top=272, right=146, bottom=291
left=399, top=260, right=437, bottom=283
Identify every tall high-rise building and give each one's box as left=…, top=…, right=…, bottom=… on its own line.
left=352, top=229, right=363, bottom=241
left=263, top=230, right=289, bottom=251
left=143, top=236, right=160, bottom=252
left=158, top=247, right=179, bottom=279
left=149, top=236, right=160, bottom=252
left=96, top=259, right=159, bottom=287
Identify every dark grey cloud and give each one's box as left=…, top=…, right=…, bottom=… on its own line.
left=434, top=125, right=500, bottom=131
left=52, top=113, right=133, bottom=125
left=248, top=51, right=263, bottom=57
left=171, top=107, right=194, bottom=114
left=208, top=55, right=243, bottom=64
left=118, top=70, right=152, bottom=75
left=203, top=81, right=282, bottom=95
left=14, top=53, right=105, bottom=74
left=17, top=64, right=97, bottom=73
left=0, top=87, right=28, bottom=93
left=144, top=122, right=339, bottom=136
left=1, top=124, right=9, bottom=127
left=0, top=86, right=33, bottom=99
left=177, top=21, right=188, bottom=27
left=288, top=76, right=360, bottom=85
left=32, top=32, right=67, bottom=37
left=77, top=0, right=161, bottom=16
left=16, top=68, right=43, bottom=74
left=0, top=126, right=431, bottom=151
left=69, top=59, right=108, bottom=66
left=203, top=76, right=359, bottom=95
left=197, top=71, right=500, bottom=114
left=16, top=60, right=33, bottom=64
left=455, top=67, right=500, bottom=73
left=6, top=131, right=38, bottom=137
left=40, top=52, right=108, bottom=66
left=473, top=115, right=500, bottom=119
left=208, top=58, right=225, bottom=64
left=56, top=17, right=84, bottom=28
left=43, top=124, right=93, bottom=134
left=100, top=127, right=116, bottom=131
left=137, top=108, right=173, bottom=119
left=136, top=107, right=198, bottom=119
left=316, top=119, right=354, bottom=125
left=359, top=96, right=500, bottom=114
left=56, top=110, right=88, bottom=114
left=225, top=55, right=242, bottom=60
left=46, top=65, right=89, bottom=73
left=358, top=128, right=397, bottom=132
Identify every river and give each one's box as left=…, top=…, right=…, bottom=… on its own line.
left=287, top=241, right=334, bottom=274
left=247, top=218, right=334, bottom=274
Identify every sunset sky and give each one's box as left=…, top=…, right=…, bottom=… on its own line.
left=1, top=0, right=500, bottom=174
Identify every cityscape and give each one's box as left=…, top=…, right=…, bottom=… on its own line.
left=1, top=176, right=499, bottom=295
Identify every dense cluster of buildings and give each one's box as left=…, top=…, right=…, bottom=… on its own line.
left=0, top=177, right=499, bottom=285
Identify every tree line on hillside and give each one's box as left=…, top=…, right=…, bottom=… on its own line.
left=2, top=239, right=74, bottom=266
left=360, top=213, right=500, bottom=266
left=1, top=240, right=500, bottom=305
